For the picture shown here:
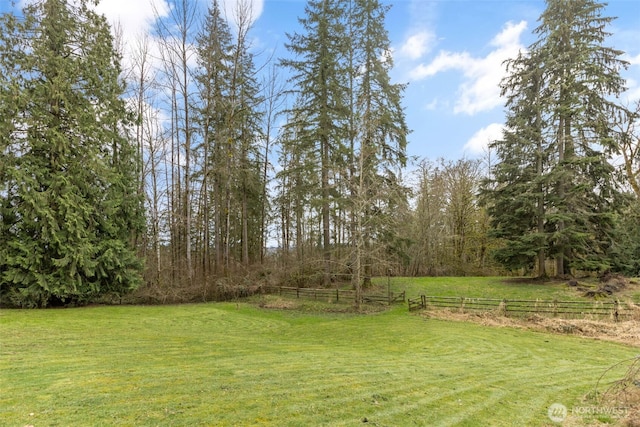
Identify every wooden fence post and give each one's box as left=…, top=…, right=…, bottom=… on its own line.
left=387, top=269, right=392, bottom=305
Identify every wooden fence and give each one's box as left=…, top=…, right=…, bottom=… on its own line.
left=408, top=295, right=427, bottom=312
left=264, top=286, right=405, bottom=305
left=363, top=291, right=406, bottom=305
left=408, top=295, right=634, bottom=321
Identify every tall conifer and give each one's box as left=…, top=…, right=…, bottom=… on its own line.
left=0, top=0, right=144, bottom=307
left=348, top=0, right=409, bottom=291
left=281, top=0, right=350, bottom=286
left=485, top=0, right=628, bottom=276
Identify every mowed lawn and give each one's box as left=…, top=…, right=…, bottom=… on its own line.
left=1, top=302, right=637, bottom=426
left=379, top=275, right=640, bottom=302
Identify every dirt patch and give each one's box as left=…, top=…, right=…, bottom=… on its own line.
left=258, top=297, right=299, bottom=310
left=254, top=295, right=388, bottom=314
left=583, top=274, right=630, bottom=299
left=501, top=277, right=555, bottom=284
left=420, top=308, right=640, bottom=347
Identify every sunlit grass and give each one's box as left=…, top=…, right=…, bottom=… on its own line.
left=377, top=276, right=611, bottom=301
left=1, top=302, right=636, bottom=426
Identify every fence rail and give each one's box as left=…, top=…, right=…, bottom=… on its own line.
left=410, top=295, right=632, bottom=321
left=263, top=286, right=405, bottom=305
left=363, top=291, right=406, bottom=305
left=408, top=295, right=426, bottom=312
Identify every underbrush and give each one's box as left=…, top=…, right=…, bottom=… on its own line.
left=420, top=306, right=640, bottom=347
left=251, top=294, right=389, bottom=314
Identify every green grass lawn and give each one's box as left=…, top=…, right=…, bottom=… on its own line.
left=1, top=301, right=637, bottom=426
left=376, top=276, right=639, bottom=302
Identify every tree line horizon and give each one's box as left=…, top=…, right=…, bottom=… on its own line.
left=1, top=0, right=639, bottom=307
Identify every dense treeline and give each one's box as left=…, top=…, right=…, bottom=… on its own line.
left=1, top=0, right=639, bottom=307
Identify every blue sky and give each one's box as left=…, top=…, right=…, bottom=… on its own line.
left=4, top=0, right=640, bottom=162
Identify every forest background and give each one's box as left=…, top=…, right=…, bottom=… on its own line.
left=1, top=0, right=640, bottom=307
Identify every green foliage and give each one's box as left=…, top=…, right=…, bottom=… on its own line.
left=192, top=0, right=266, bottom=269
left=278, top=0, right=409, bottom=285
left=280, top=0, right=351, bottom=284
left=410, top=159, right=496, bottom=276
left=0, top=0, right=143, bottom=307
left=483, top=0, right=629, bottom=277
left=608, top=203, right=640, bottom=276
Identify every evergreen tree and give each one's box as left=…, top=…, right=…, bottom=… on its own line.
left=281, top=0, right=350, bottom=286
left=194, top=0, right=265, bottom=273
left=483, top=51, right=550, bottom=274
left=347, top=0, right=409, bottom=291
left=227, top=7, right=265, bottom=267
left=0, top=0, right=144, bottom=307
left=194, top=0, right=234, bottom=276
left=484, top=0, right=628, bottom=277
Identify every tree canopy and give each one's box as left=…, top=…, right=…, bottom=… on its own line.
left=0, top=0, right=144, bottom=307
left=483, top=0, right=630, bottom=277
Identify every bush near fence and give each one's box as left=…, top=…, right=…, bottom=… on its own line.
left=264, top=286, right=405, bottom=305
left=408, top=295, right=632, bottom=321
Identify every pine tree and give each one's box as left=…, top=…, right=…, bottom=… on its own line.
left=338, top=0, right=408, bottom=300
left=0, top=0, right=144, bottom=307
left=194, top=0, right=234, bottom=276
left=350, top=0, right=409, bottom=285
left=483, top=51, right=550, bottom=274
left=194, top=0, right=265, bottom=274
left=227, top=5, right=265, bottom=267
left=281, top=0, right=350, bottom=286
left=485, top=0, right=628, bottom=277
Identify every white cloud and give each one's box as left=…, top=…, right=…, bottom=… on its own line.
left=624, top=53, right=640, bottom=66
left=625, top=53, right=640, bottom=102
left=424, top=98, right=439, bottom=111
left=463, top=123, right=504, bottom=154
left=222, top=0, right=265, bottom=29
left=399, top=30, right=435, bottom=60
left=455, top=20, right=528, bottom=115
left=625, top=80, right=640, bottom=104
left=92, top=0, right=174, bottom=82
left=409, top=51, right=472, bottom=79
left=408, top=20, right=528, bottom=115
left=95, top=0, right=170, bottom=39
left=490, top=20, right=526, bottom=48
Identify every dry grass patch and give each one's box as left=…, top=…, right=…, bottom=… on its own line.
left=421, top=308, right=640, bottom=347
